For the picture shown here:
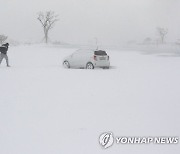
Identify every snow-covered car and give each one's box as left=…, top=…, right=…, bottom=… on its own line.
left=63, top=49, right=110, bottom=69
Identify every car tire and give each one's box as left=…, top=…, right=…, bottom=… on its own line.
left=86, top=62, right=94, bottom=69
left=63, top=61, right=70, bottom=68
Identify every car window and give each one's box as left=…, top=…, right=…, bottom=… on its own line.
left=94, top=50, right=107, bottom=55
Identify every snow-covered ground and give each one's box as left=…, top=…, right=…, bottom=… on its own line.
left=0, top=45, right=180, bottom=154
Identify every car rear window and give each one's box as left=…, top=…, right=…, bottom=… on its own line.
left=94, top=50, right=107, bottom=55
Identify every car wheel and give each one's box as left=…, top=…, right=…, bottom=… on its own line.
left=86, top=62, right=94, bottom=69
left=63, top=61, right=70, bottom=68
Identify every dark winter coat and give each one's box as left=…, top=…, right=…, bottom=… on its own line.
left=0, top=43, right=9, bottom=54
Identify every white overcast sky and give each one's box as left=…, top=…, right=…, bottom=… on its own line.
left=1, top=0, right=180, bottom=45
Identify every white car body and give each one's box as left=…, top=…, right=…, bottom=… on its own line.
left=63, top=49, right=110, bottom=69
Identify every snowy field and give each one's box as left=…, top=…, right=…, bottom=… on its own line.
left=0, top=45, right=180, bottom=154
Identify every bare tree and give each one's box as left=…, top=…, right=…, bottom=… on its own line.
left=0, top=35, right=8, bottom=45
left=157, top=27, right=168, bottom=44
left=37, top=11, right=58, bottom=44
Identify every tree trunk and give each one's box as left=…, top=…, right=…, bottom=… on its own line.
left=44, top=29, right=48, bottom=44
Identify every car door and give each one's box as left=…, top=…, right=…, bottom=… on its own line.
left=70, top=51, right=87, bottom=68
left=81, top=51, right=91, bottom=67
left=78, top=52, right=87, bottom=68
left=71, top=52, right=81, bottom=68
left=75, top=51, right=86, bottom=68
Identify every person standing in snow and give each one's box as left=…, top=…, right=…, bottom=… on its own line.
left=0, top=43, right=10, bottom=67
